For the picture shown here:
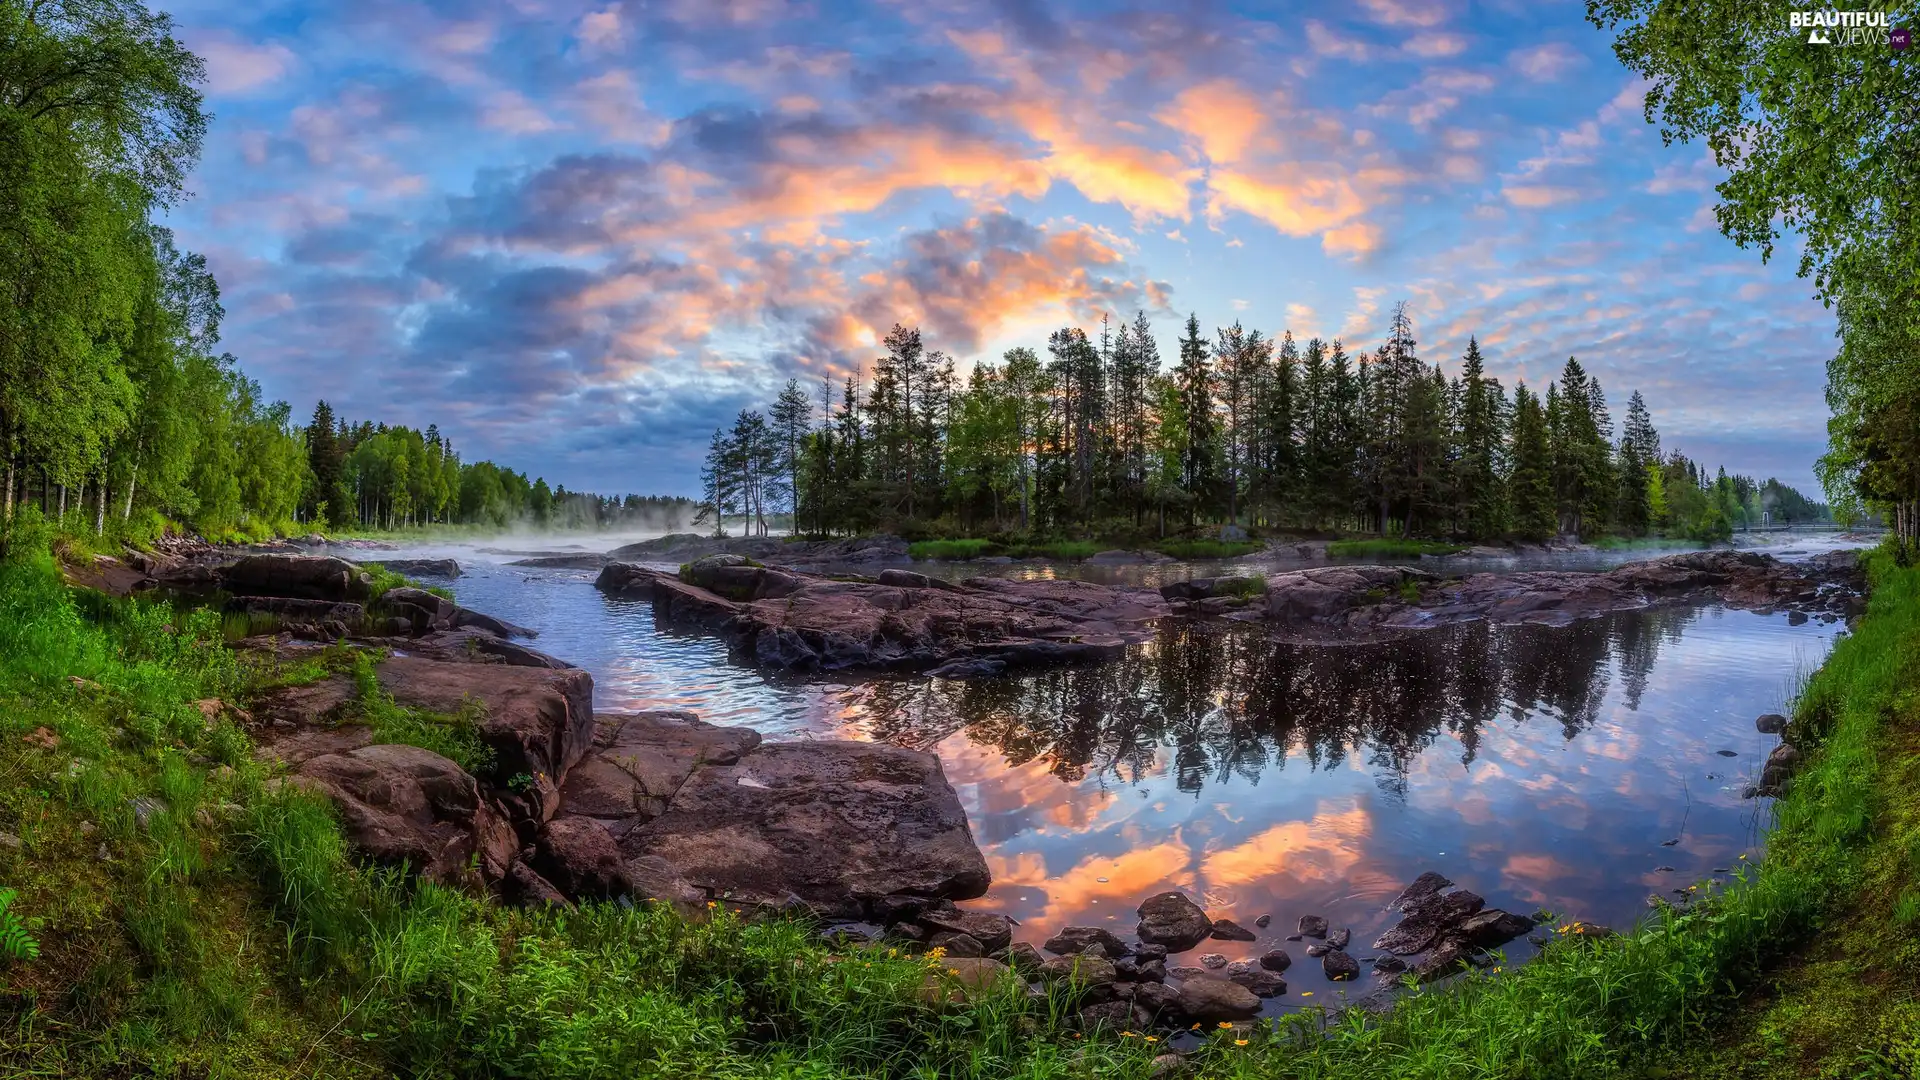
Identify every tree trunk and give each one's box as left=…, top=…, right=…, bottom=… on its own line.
left=3, top=457, right=13, bottom=521
left=96, top=477, right=107, bottom=534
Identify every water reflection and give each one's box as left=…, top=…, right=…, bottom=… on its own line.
left=843, top=611, right=1698, bottom=790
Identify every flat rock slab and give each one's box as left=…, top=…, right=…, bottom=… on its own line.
left=626, top=741, right=989, bottom=917
left=596, top=559, right=1166, bottom=674
left=559, top=711, right=763, bottom=837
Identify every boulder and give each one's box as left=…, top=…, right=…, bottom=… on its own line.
left=401, top=629, right=573, bottom=669
left=293, top=743, right=517, bottom=884
left=1755, top=713, right=1788, bottom=734
left=533, top=817, right=631, bottom=898
left=921, top=910, right=1014, bottom=954
left=1228, top=967, right=1286, bottom=996
left=1457, top=909, right=1535, bottom=949
left=920, top=957, right=1013, bottom=1004
left=224, top=596, right=366, bottom=627
left=1076, top=1000, right=1147, bottom=1031
left=1039, top=953, right=1119, bottom=997
left=1137, top=891, right=1214, bottom=952
left=375, top=656, right=596, bottom=822
left=222, top=554, right=373, bottom=602
left=559, top=712, right=762, bottom=838
left=1259, top=948, right=1292, bottom=972
left=1373, top=890, right=1485, bottom=955
left=1321, top=950, right=1360, bottom=981
left=1002, top=941, right=1045, bottom=974
left=1327, top=927, right=1351, bottom=949
left=1133, top=981, right=1182, bottom=1018
left=929, top=931, right=984, bottom=957
left=1390, top=871, right=1454, bottom=911
left=1174, top=976, right=1260, bottom=1021
left=624, top=741, right=989, bottom=918
left=378, top=558, right=461, bottom=579
left=1209, top=918, right=1257, bottom=942
left=1297, top=914, right=1329, bottom=938
left=1044, top=925, right=1131, bottom=957
left=451, top=607, right=538, bottom=639
left=383, top=587, right=457, bottom=635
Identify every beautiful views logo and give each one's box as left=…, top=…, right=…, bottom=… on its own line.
left=1789, top=10, right=1899, bottom=46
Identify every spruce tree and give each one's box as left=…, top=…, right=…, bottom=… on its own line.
left=1455, top=338, right=1505, bottom=538
left=1509, top=384, right=1556, bottom=541
left=1174, top=314, right=1216, bottom=520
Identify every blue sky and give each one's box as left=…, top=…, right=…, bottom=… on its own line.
left=159, top=0, right=1837, bottom=497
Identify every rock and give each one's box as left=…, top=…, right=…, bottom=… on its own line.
left=1373, top=890, right=1485, bottom=955
left=559, top=712, right=762, bottom=838
left=1148, top=1052, right=1187, bottom=1079
left=1297, top=914, right=1329, bottom=938
left=1716, top=749, right=1739, bottom=757
left=533, top=817, right=631, bottom=898
left=1411, top=936, right=1472, bottom=982
left=1229, top=967, right=1286, bottom=996
left=1039, top=954, right=1119, bottom=995
left=1456, top=909, right=1535, bottom=949
left=374, top=656, right=595, bottom=823
left=1756, top=713, right=1789, bottom=734
left=1372, top=956, right=1408, bottom=976
left=381, top=586, right=458, bottom=635
left=224, top=595, right=367, bottom=627
left=1326, top=927, right=1351, bottom=949
left=1199, top=953, right=1228, bottom=969
left=1253, top=914, right=1271, bottom=929
left=1258, top=948, right=1292, bottom=972
left=869, top=893, right=939, bottom=925
left=598, top=559, right=1165, bottom=673
left=0, top=831, right=20, bottom=851
left=1134, top=958, right=1167, bottom=982
left=1167, top=965, right=1205, bottom=982
left=378, top=558, right=461, bottom=578
left=920, top=957, right=1013, bottom=1003
left=1389, top=871, right=1454, bottom=911
left=929, top=931, right=984, bottom=958
left=1134, top=943, right=1168, bottom=961
left=451, top=607, right=538, bottom=639
left=400, top=628, right=574, bottom=669
left=1305, top=944, right=1328, bottom=958
left=1136, top=891, right=1214, bottom=952
left=624, top=741, right=989, bottom=919
left=1175, top=976, right=1261, bottom=1021
left=505, top=860, right=572, bottom=906
left=1763, top=742, right=1804, bottom=788
left=128, top=795, right=167, bottom=829
left=921, top=910, right=1014, bottom=955
left=220, top=554, right=372, bottom=602
left=1044, top=925, right=1130, bottom=957
left=1002, top=941, right=1045, bottom=974
left=1209, top=918, right=1257, bottom=942
left=1075, top=1000, right=1146, bottom=1031
left=293, top=744, right=517, bottom=885
left=1322, top=950, right=1360, bottom=981
left=823, top=925, right=871, bottom=946
left=1134, top=981, right=1182, bottom=1018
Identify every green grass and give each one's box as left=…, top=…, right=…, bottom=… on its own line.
left=1154, top=539, right=1263, bottom=560
left=1328, top=538, right=1469, bottom=558
left=909, top=538, right=1000, bottom=560
left=910, top=537, right=1255, bottom=562
left=5, top=536, right=1919, bottom=1079
left=1218, top=574, right=1268, bottom=599
left=358, top=562, right=455, bottom=602
left=1590, top=535, right=1708, bottom=551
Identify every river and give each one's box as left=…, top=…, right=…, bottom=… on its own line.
left=328, top=535, right=1853, bottom=1012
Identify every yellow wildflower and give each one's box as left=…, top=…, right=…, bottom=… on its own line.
left=1302, top=991, right=1314, bottom=997
left=1122, top=1032, right=1136, bottom=1038
left=1235, top=1039, right=1249, bottom=1047
left=1144, top=1036, right=1158, bottom=1043
left=1217, top=1022, right=1233, bottom=1030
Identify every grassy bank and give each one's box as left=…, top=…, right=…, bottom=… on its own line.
left=908, top=537, right=1262, bottom=562
left=1326, top=538, right=1469, bottom=558
left=3, top=541, right=1916, bottom=1078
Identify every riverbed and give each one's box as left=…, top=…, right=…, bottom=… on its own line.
left=326, top=536, right=1850, bottom=1011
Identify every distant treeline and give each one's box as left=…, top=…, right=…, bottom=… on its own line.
left=703, top=306, right=1828, bottom=544
left=0, top=3, right=683, bottom=546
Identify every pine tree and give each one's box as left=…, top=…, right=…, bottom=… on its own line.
left=1174, top=314, right=1216, bottom=521
left=1454, top=337, right=1505, bottom=538
left=1211, top=321, right=1269, bottom=526
left=1509, top=384, right=1556, bottom=540
left=1616, top=390, right=1660, bottom=535
left=768, top=379, right=811, bottom=529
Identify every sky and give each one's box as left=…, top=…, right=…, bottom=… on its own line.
left=160, top=0, right=1838, bottom=498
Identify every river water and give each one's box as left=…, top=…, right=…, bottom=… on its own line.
left=334, top=536, right=1851, bottom=1010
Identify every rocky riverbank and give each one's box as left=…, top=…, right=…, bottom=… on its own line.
left=593, top=549, right=1865, bottom=676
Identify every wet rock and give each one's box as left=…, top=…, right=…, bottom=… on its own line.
left=1264, top=566, right=1433, bottom=627
left=379, top=558, right=461, bottom=579
left=1253, top=914, right=1271, bottom=929
left=1199, top=953, right=1228, bottom=970
left=1305, top=944, right=1329, bottom=958
left=1390, top=871, right=1455, bottom=911
left=224, top=595, right=366, bottom=627
left=1134, top=957, right=1167, bottom=982
left=1297, top=914, right=1329, bottom=938
left=505, top=860, right=572, bottom=906
left=220, top=554, right=373, bottom=602
left=1372, top=956, right=1408, bottom=976
left=625, top=741, right=989, bottom=919
left=1175, top=976, right=1261, bottom=1021
left=1326, top=927, right=1351, bottom=949
left=921, top=910, right=1014, bottom=955
left=1763, top=743, right=1804, bottom=788
left=1044, top=925, right=1130, bottom=957
left=1411, top=937, right=1472, bottom=982
left=1258, top=948, right=1292, bottom=972
left=1715, top=749, right=1739, bottom=757
left=1322, top=950, right=1360, bottom=981
left=383, top=587, right=457, bottom=634
left=1167, top=965, right=1206, bottom=982
left=869, top=893, right=939, bottom=926
left=1229, top=967, right=1287, bottom=996
left=1457, top=909, right=1535, bottom=949
left=450, top=606, right=538, bottom=640
left=1209, top=918, right=1257, bottom=942
left=1756, top=713, right=1788, bottom=734
left=929, top=931, right=985, bottom=958
left=293, top=744, right=517, bottom=885
left=1137, top=891, right=1215, bottom=952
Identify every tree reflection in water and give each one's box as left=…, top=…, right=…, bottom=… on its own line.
left=848, top=606, right=1703, bottom=799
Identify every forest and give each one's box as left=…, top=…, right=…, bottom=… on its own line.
left=702, top=310, right=1830, bottom=545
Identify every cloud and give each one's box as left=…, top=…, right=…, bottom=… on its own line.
left=185, top=30, right=296, bottom=94
left=1509, top=42, right=1585, bottom=82
left=1357, top=0, right=1451, bottom=28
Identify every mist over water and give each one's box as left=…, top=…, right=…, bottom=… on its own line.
left=345, top=538, right=1841, bottom=1013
